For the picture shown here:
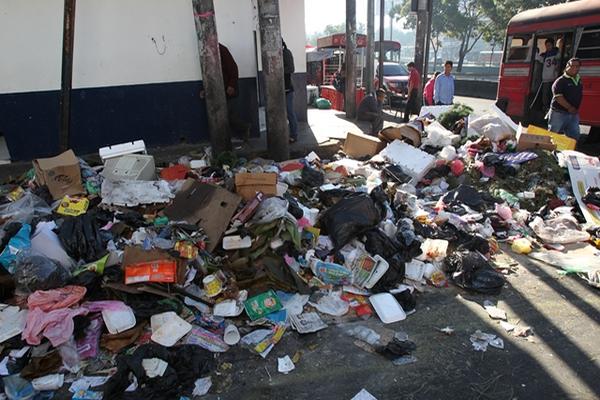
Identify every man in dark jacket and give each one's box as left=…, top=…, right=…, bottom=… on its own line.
left=357, top=88, right=386, bottom=135
left=283, top=40, right=298, bottom=142
left=200, top=44, right=250, bottom=141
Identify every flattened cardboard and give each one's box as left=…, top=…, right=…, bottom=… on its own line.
left=33, top=150, right=84, bottom=200
left=163, top=179, right=242, bottom=252
left=344, top=132, right=385, bottom=159
left=235, top=173, right=277, bottom=201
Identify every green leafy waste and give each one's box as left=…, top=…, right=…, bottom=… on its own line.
left=438, top=103, right=473, bottom=130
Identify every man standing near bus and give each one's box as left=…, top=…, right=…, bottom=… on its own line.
left=433, top=61, right=455, bottom=105
left=548, top=58, right=582, bottom=141
left=404, top=62, right=421, bottom=122
left=536, top=38, right=561, bottom=112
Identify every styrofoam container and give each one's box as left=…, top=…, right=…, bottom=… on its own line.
left=102, top=306, right=136, bottom=334
left=99, top=140, right=147, bottom=161
left=151, top=313, right=192, bottom=347
left=222, top=235, right=252, bottom=250
left=369, top=293, right=406, bottom=324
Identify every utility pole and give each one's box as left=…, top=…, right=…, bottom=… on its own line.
left=59, top=0, right=76, bottom=152
left=389, top=0, right=394, bottom=41
left=192, top=0, right=231, bottom=155
left=414, top=0, right=430, bottom=86
left=365, top=0, right=375, bottom=94
left=257, top=0, right=289, bottom=161
left=378, top=0, right=385, bottom=87
left=345, top=0, right=357, bottom=119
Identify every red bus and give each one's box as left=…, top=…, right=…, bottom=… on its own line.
left=496, top=0, right=600, bottom=139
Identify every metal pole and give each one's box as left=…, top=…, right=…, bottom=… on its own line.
left=192, top=0, right=231, bottom=154
left=257, top=0, right=289, bottom=161
left=365, top=0, right=375, bottom=94
left=378, top=0, right=384, bottom=88
left=423, top=2, right=432, bottom=87
left=59, top=0, right=76, bottom=152
left=345, top=0, right=357, bottom=118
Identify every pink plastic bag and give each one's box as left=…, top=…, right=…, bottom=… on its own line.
left=27, top=285, right=87, bottom=311
left=23, top=307, right=88, bottom=346
left=76, top=314, right=102, bottom=359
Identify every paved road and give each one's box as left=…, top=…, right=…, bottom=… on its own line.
left=204, top=247, right=600, bottom=400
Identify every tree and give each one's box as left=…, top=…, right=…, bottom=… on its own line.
left=391, top=0, right=568, bottom=71
left=391, top=0, right=451, bottom=71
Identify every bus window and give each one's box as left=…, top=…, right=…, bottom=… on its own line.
left=576, top=26, right=600, bottom=59
left=505, top=35, right=533, bottom=63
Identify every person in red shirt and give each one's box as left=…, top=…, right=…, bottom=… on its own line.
left=404, top=62, right=421, bottom=122
left=423, top=71, right=440, bottom=106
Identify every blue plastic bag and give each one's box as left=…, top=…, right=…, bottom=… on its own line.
left=0, top=224, right=31, bottom=273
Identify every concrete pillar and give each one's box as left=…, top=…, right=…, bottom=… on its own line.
left=365, top=0, right=375, bottom=95
left=257, top=0, right=289, bottom=161
left=191, top=0, right=231, bottom=154
left=345, top=0, right=357, bottom=119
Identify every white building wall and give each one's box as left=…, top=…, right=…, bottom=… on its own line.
left=0, top=0, right=305, bottom=94
left=0, top=0, right=64, bottom=93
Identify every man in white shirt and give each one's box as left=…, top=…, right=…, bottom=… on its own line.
left=433, top=61, right=455, bottom=105
left=535, top=38, right=561, bottom=112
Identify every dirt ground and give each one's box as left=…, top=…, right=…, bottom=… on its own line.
left=202, top=247, right=600, bottom=400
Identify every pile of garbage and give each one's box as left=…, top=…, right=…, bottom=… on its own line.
left=0, top=105, right=599, bottom=398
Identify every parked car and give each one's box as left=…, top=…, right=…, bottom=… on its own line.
left=374, top=62, right=409, bottom=95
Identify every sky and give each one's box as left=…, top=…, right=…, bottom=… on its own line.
left=304, top=0, right=400, bottom=34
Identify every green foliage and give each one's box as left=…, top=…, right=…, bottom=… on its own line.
left=390, top=0, right=564, bottom=71
left=438, top=103, right=473, bottom=130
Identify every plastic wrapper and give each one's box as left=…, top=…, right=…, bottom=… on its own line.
left=0, top=193, right=52, bottom=226
left=250, top=197, right=295, bottom=225
left=14, top=252, right=71, bottom=295
left=529, top=215, right=590, bottom=244
left=0, top=224, right=31, bottom=273
left=444, top=251, right=504, bottom=295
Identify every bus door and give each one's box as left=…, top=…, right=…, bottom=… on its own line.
left=526, top=30, right=575, bottom=126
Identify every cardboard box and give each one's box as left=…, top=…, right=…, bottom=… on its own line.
left=122, top=246, right=183, bottom=284
left=526, top=125, right=576, bottom=151
left=516, top=125, right=556, bottom=152
left=344, top=132, right=385, bottom=159
left=33, top=150, right=84, bottom=200
left=163, top=179, right=242, bottom=252
left=235, top=173, right=277, bottom=201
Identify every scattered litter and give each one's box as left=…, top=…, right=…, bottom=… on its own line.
left=351, top=388, right=379, bottom=400
left=470, top=330, right=505, bottom=351
left=483, top=300, right=507, bottom=320
left=277, top=355, right=296, bottom=374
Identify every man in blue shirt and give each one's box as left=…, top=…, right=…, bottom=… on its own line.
left=433, top=60, right=455, bottom=105
left=548, top=58, right=583, bottom=141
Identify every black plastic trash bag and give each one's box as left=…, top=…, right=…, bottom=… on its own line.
left=301, top=166, right=324, bottom=188
left=14, top=252, right=70, bottom=295
left=442, top=184, right=485, bottom=211
left=444, top=251, right=504, bottom=295
left=59, top=213, right=106, bottom=262
left=319, top=194, right=384, bottom=250
left=103, top=343, right=213, bottom=400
